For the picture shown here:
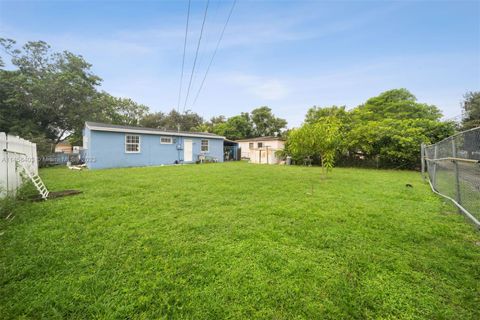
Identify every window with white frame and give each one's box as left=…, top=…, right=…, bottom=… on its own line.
left=201, top=139, right=209, bottom=152
left=125, top=134, right=140, bottom=153
left=257, top=142, right=263, bottom=148
left=160, top=136, right=173, bottom=144
left=249, top=142, right=254, bottom=149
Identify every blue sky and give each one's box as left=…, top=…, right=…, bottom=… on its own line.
left=1, top=0, right=479, bottom=127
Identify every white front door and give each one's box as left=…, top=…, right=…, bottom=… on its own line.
left=184, top=139, right=193, bottom=162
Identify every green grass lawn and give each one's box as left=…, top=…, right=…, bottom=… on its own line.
left=1, top=162, right=479, bottom=319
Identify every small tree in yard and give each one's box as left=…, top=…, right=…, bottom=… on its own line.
left=288, top=116, right=343, bottom=173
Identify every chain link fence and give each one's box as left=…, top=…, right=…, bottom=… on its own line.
left=422, top=127, right=480, bottom=227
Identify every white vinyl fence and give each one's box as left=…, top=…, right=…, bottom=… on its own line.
left=0, top=133, right=38, bottom=198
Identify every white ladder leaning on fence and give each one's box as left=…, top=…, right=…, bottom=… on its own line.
left=18, top=161, right=49, bottom=199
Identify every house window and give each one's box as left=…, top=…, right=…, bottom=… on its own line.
left=249, top=143, right=254, bottom=149
left=257, top=142, right=263, bottom=148
left=160, top=136, right=173, bottom=144
left=125, top=135, right=140, bottom=153
left=201, top=139, right=209, bottom=152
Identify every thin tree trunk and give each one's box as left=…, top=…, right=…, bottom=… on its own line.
left=320, top=155, right=325, bottom=176
left=51, top=129, right=67, bottom=153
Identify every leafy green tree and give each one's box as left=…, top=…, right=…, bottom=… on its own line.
left=285, top=89, right=454, bottom=169
left=193, top=115, right=227, bottom=133
left=347, top=118, right=454, bottom=167
left=194, top=109, right=285, bottom=139
left=304, top=106, right=353, bottom=140
left=355, top=88, right=442, bottom=121
left=139, top=109, right=203, bottom=132
left=305, top=105, right=350, bottom=125
left=0, top=39, right=101, bottom=151
left=212, top=114, right=253, bottom=140
left=67, top=92, right=149, bottom=145
left=209, top=116, right=227, bottom=126
left=339, top=88, right=454, bottom=168
left=138, top=111, right=166, bottom=128
left=251, top=106, right=287, bottom=136
left=288, top=116, right=343, bottom=172
left=192, top=123, right=211, bottom=133
left=1, top=38, right=156, bottom=152
left=90, top=92, right=149, bottom=126
left=461, top=91, right=480, bottom=130
left=295, top=90, right=447, bottom=168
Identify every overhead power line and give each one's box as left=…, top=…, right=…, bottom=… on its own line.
left=176, top=0, right=192, bottom=113
left=192, top=0, right=237, bottom=107
left=187, top=0, right=222, bottom=94
left=183, top=0, right=210, bottom=113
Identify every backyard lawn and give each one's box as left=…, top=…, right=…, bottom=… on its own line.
left=1, top=162, right=479, bottom=319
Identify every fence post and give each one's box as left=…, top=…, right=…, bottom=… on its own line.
left=0, top=133, right=7, bottom=198
left=451, top=139, right=462, bottom=210
left=420, top=143, right=425, bottom=181
left=432, top=144, right=438, bottom=190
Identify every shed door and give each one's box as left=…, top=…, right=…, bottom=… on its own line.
left=184, top=139, right=193, bottom=162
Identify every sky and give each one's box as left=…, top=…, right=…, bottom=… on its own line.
left=1, top=0, right=479, bottom=127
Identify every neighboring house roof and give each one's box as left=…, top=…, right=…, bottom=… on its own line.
left=85, top=122, right=225, bottom=139
left=235, top=136, right=285, bottom=142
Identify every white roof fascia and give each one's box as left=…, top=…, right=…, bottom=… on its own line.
left=86, top=124, right=225, bottom=140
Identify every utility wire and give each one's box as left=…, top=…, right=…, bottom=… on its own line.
left=192, top=0, right=237, bottom=107
left=188, top=0, right=222, bottom=95
left=176, top=0, right=192, bottom=113
left=183, top=0, right=210, bottom=113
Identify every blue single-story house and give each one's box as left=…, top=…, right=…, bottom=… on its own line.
left=83, top=122, right=228, bottom=169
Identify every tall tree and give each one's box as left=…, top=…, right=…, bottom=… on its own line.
left=91, top=92, right=149, bottom=126
left=250, top=106, right=287, bottom=136
left=139, top=111, right=166, bottom=128
left=461, top=91, right=480, bottom=130
left=67, top=92, right=150, bottom=145
left=355, top=88, right=442, bottom=121
left=347, top=118, right=454, bottom=167
left=209, top=115, right=227, bottom=126
left=192, top=115, right=226, bottom=133
left=0, top=38, right=101, bottom=149
left=212, top=114, right=253, bottom=140
left=347, top=89, right=454, bottom=168
left=305, top=105, right=350, bottom=124
left=139, top=109, right=203, bottom=132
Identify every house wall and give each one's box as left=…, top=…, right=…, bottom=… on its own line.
left=238, top=140, right=285, bottom=160
left=238, top=141, right=251, bottom=158
left=249, top=148, right=282, bottom=164
left=84, top=130, right=224, bottom=169
left=55, top=144, right=72, bottom=154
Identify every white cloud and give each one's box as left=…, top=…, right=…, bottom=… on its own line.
left=229, top=74, right=290, bottom=100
